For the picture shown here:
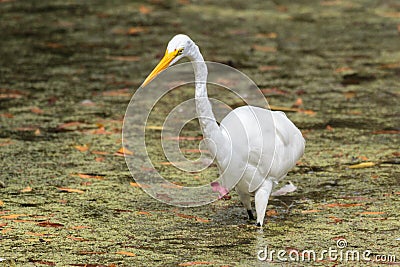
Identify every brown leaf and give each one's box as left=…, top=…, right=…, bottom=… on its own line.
left=74, top=144, right=89, bottom=152
left=261, top=88, right=289, bottom=95
left=67, top=235, right=89, bottom=241
left=139, top=5, right=152, bottom=14
left=255, top=32, right=278, bottom=39
left=258, top=65, right=280, bottom=72
left=252, top=45, right=277, bottom=53
left=20, top=186, right=32, bottom=193
left=0, top=113, right=13, bottom=118
left=348, top=162, right=375, bottom=169
left=116, top=147, right=134, bottom=155
left=0, top=88, right=26, bottom=99
left=326, top=125, right=334, bottom=131
left=266, top=209, right=278, bottom=217
left=195, top=217, right=210, bottom=223
left=31, top=107, right=44, bottom=114
left=371, top=130, right=400, bottom=135
left=128, top=26, right=148, bottom=35
left=130, top=182, right=150, bottom=188
left=1, top=214, right=28, bottom=219
left=0, top=200, right=3, bottom=207
left=343, top=91, right=356, bottom=100
left=57, top=121, right=83, bottom=130
left=292, top=98, right=303, bottom=108
left=334, top=67, right=353, bottom=73
left=57, top=187, right=85, bottom=194
left=76, top=173, right=105, bottom=180
left=37, top=221, right=64, bottom=228
left=115, top=251, right=136, bottom=257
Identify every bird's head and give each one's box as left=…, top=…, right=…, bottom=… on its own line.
left=142, top=34, right=194, bottom=87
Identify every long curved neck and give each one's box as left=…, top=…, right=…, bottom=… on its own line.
left=188, top=45, right=225, bottom=157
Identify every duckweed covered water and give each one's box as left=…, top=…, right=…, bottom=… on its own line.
left=0, top=0, right=399, bottom=266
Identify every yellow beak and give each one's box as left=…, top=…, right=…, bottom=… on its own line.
left=141, top=49, right=179, bottom=87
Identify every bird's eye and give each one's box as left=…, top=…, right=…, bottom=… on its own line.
left=177, top=48, right=184, bottom=55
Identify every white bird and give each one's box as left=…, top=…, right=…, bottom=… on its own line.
left=142, top=34, right=305, bottom=226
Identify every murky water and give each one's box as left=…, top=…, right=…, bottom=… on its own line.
left=0, top=0, right=399, bottom=266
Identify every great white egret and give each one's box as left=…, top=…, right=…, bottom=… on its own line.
left=142, top=34, right=305, bottom=226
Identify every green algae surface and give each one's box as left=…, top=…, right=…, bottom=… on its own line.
left=0, top=0, right=399, bottom=266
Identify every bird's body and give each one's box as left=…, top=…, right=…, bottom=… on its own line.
left=142, top=34, right=305, bottom=226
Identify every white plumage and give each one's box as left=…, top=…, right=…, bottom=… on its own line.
left=142, top=34, right=305, bottom=226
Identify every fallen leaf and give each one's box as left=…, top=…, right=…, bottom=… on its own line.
left=139, top=5, right=152, bottom=14
left=0, top=223, right=7, bottom=227
left=0, top=200, right=3, bottom=207
left=0, top=88, right=26, bottom=99
left=334, top=67, right=354, bottom=73
left=292, top=98, right=303, bottom=108
left=255, top=32, right=278, bottom=38
left=252, top=45, right=277, bottom=53
left=379, top=62, right=400, bottom=69
left=31, top=107, right=44, bottom=114
left=261, top=88, right=289, bottom=95
left=74, top=144, right=89, bottom=152
left=266, top=209, right=278, bottom=217
left=130, top=182, right=150, bottom=188
left=195, top=217, right=210, bottom=223
left=358, top=156, right=369, bottom=161
left=299, top=109, right=316, bottom=116
left=57, top=121, right=83, bottom=130
left=258, top=65, right=280, bottom=72
left=95, top=157, right=105, bottom=162
left=358, top=211, right=385, bottom=215
left=37, top=222, right=64, bottom=228
left=116, top=147, right=134, bottom=155
left=20, top=186, right=32, bottom=193
left=326, top=125, right=334, bottom=131
left=348, top=162, right=375, bottom=169
left=328, top=216, right=343, bottom=223
left=115, top=251, right=136, bottom=257
left=67, top=235, right=88, bottom=241
left=127, top=26, right=148, bottom=35
left=371, top=130, right=400, bottom=134
left=76, top=173, right=105, bottom=180
left=0, top=113, right=13, bottom=118
left=34, top=128, right=41, bottom=136
left=176, top=213, right=195, bottom=219
left=57, top=187, right=85, bottom=194
left=1, top=214, right=28, bottom=219
left=343, top=91, right=357, bottom=100
left=178, top=261, right=214, bottom=266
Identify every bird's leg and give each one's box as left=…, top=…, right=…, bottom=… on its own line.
left=235, top=188, right=254, bottom=220
left=254, top=179, right=274, bottom=227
